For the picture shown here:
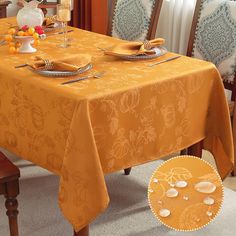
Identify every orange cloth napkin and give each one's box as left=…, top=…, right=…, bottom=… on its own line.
left=43, top=16, right=57, bottom=28
left=30, top=55, right=91, bottom=72
left=104, top=38, right=165, bottom=57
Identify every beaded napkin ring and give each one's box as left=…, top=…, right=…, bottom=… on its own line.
left=143, top=40, right=152, bottom=50
left=43, top=59, right=54, bottom=70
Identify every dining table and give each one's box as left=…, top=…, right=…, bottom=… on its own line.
left=0, top=17, right=234, bottom=236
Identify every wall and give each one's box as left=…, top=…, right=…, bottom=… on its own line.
left=7, top=0, right=19, bottom=16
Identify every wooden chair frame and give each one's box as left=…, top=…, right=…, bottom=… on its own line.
left=107, top=0, right=163, bottom=40
left=187, top=0, right=236, bottom=101
left=187, top=0, right=236, bottom=175
left=0, top=152, right=20, bottom=236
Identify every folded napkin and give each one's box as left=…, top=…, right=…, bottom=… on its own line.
left=43, top=16, right=57, bottom=28
left=30, top=55, right=91, bottom=72
left=104, top=38, right=165, bottom=57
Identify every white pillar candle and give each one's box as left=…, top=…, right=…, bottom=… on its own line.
left=58, top=8, right=71, bottom=22
left=60, top=0, right=71, bottom=6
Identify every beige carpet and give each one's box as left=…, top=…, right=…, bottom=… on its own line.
left=0, top=150, right=235, bottom=236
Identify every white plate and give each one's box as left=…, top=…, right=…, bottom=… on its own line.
left=43, top=22, right=62, bottom=33
left=28, top=63, right=92, bottom=78
left=120, top=47, right=167, bottom=60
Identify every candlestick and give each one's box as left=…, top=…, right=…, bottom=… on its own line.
left=58, top=8, right=71, bottom=22
left=60, top=0, right=71, bottom=6
left=57, top=4, right=71, bottom=48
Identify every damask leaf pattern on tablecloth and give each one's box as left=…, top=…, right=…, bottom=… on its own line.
left=109, top=128, right=130, bottom=160
left=166, top=167, right=193, bottom=183
left=155, top=168, right=192, bottom=183
left=154, top=171, right=169, bottom=181
left=31, top=105, right=44, bottom=130
left=4, top=131, right=17, bottom=148
left=160, top=105, right=176, bottom=128
left=179, top=203, right=210, bottom=230
left=120, top=89, right=140, bottom=114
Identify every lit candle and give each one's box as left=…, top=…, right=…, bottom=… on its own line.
left=60, top=0, right=71, bottom=6
left=58, top=8, right=71, bottom=22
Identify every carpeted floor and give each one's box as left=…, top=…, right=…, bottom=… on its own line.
left=0, top=150, right=235, bottom=236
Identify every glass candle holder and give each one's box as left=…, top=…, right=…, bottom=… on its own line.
left=57, top=4, right=71, bottom=48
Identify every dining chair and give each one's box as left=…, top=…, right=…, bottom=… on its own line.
left=0, top=151, right=20, bottom=236
left=187, top=0, right=236, bottom=175
left=107, top=0, right=163, bottom=41
left=107, top=0, right=164, bottom=175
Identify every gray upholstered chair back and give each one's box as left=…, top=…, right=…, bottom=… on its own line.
left=107, top=0, right=163, bottom=41
left=188, top=0, right=236, bottom=84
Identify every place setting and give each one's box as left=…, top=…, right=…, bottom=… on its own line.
left=100, top=37, right=181, bottom=67
left=4, top=0, right=95, bottom=84
left=14, top=54, right=99, bottom=82
left=2, top=0, right=180, bottom=83
left=42, top=15, right=62, bottom=32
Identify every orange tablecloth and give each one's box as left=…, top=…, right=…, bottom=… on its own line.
left=0, top=18, right=234, bottom=231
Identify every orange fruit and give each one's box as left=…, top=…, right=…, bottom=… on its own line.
left=16, top=42, right=21, bottom=48
left=23, top=32, right=30, bottom=36
left=8, top=28, right=16, bottom=35
left=33, top=39, right=40, bottom=46
left=17, top=31, right=24, bottom=36
left=28, top=27, right=35, bottom=35
left=5, top=34, right=13, bottom=42
left=9, top=46, right=16, bottom=54
left=8, top=42, right=15, bottom=47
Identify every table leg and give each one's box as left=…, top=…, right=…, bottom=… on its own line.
left=232, top=165, right=236, bottom=176
left=73, top=225, right=89, bottom=236
left=187, top=141, right=203, bottom=157
left=180, top=149, right=187, bottom=155
left=231, top=110, right=236, bottom=176
left=124, top=167, right=132, bottom=175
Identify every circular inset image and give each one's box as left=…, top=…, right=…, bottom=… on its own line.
left=148, top=155, right=223, bottom=231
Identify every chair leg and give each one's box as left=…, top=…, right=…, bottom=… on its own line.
left=4, top=180, right=19, bottom=236
left=231, top=107, right=236, bottom=176
left=187, top=141, right=203, bottom=157
left=73, top=225, right=89, bottom=236
left=124, top=168, right=132, bottom=175
left=180, top=149, right=187, bottom=155
left=232, top=166, right=236, bottom=176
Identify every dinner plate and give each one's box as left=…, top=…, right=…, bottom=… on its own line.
left=120, top=47, right=167, bottom=61
left=28, top=63, right=92, bottom=78
left=43, top=22, right=62, bottom=33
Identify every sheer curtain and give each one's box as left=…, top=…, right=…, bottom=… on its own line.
left=156, top=0, right=197, bottom=55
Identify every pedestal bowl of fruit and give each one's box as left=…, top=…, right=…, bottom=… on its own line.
left=5, top=25, right=45, bottom=54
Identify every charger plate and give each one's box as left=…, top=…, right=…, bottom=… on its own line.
left=28, top=63, right=92, bottom=78
left=119, top=47, right=167, bottom=61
